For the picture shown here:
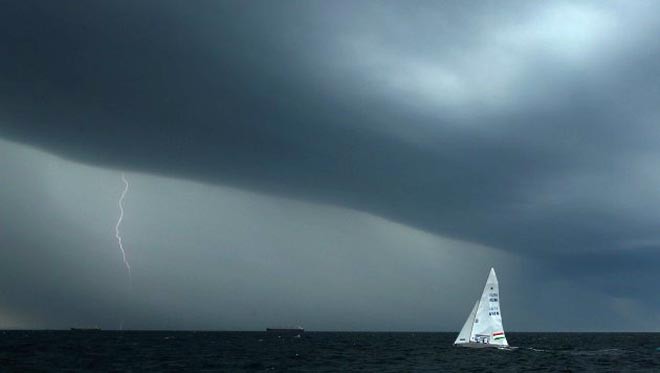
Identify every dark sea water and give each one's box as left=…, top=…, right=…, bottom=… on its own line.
left=1, top=331, right=659, bottom=372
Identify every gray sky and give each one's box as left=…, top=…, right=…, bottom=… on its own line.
left=1, top=0, right=660, bottom=331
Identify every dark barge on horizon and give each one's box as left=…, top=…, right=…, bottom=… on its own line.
left=70, top=327, right=102, bottom=331
left=266, top=327, right=304, bottom=334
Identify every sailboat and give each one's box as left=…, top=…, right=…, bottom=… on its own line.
left=454, top=268, right=510, bottom=348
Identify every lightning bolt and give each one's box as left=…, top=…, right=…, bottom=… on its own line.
left=115, top=173, right=132, bottom=283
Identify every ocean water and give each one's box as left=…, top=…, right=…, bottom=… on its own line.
left=0, top=331, right=659, bottom=372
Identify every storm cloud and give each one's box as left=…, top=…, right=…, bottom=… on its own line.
left=1, top=1, right=660, bottom=330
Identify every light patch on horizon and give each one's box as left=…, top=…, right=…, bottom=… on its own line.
left=0, top=307, right=34, bottom=329
left=608, top=295, right=660, bottom=330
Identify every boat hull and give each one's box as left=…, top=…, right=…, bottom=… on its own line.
left=454, top=342, right=506, bottom=349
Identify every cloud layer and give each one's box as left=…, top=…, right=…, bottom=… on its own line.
left=1, top=1, right=660, bottom=330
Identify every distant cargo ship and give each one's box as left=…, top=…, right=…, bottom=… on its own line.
left=70, top=327, right=102, bottom=331
left=266, top=327, right=304, bottom=334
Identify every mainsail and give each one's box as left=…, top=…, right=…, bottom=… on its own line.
left=454, top=268, right=508, bottom=347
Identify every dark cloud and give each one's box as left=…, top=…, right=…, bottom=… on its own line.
left=1, top=1, right=660, bottom=330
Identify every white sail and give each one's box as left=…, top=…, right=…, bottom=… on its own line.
left=454, top=300, right=478, bottom=344
left=454, top=268, right=509, bottom=347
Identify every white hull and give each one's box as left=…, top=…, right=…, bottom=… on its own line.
left=454, top=342, right=503, bottom=349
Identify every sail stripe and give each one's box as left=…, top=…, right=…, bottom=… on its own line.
left=493, top=331, right=504, bottom=336
left=494, top=336, right=505, bottom=340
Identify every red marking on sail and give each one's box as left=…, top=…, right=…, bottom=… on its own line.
left=493, top=331, right=504, bottom=336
